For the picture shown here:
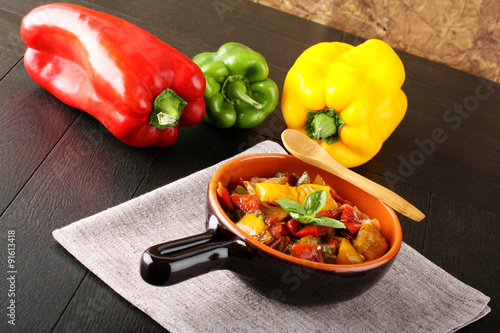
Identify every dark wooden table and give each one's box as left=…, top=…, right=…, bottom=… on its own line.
left=0, top=0, right=498, bottom=331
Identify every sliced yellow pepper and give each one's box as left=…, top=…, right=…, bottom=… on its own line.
left=281, top=39, right=407, bottom=168
left=297, top=184, right=338, bottom=212
left=236, top=214, right=272, bottom=242
left=313, top=174, right=326, bottom=185
left=255, top=183, right=337, bottom=212
left=255, top=183, right=299, bottom=204
left=336, top=238, right=365, bottom=264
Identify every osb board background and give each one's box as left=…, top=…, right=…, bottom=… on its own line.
left=250, top=0, right=500, bottom=83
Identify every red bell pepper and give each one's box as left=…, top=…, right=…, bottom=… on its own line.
left=20, top=4, right=206, bottom=147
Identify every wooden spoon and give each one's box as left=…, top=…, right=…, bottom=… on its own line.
left=281, top=129, right=425, bottom=222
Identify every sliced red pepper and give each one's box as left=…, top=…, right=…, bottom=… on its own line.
left=330, top=188, right=353, bottom=206
left=266, top=217, right=279, bottom=227
left=288, top=243, right=324, bottom=263
left=293, top=225, right=330, bottom=238
left=230, top=193, right=262, bottom=214
left=265, top=224, right=284, bottom=249
left=269, top=223, right=283, bottom=237
left=285, top=219, right=299, bottom=235
left=233, top=177, right=246, bottom=189
left=316, top=210, right=342, bottom=220
left=328, top=238, right=340, bottom=254
left=217, top=183, right=234, bottom=212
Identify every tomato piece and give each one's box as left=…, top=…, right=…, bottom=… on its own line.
left=338, top=205, right=363, bottom=236
left=288, top=243, right=324, bottom=263
left=217, top=182, right=234, bottom=212
left=230, top=193, right=262, bottom=214
left=342, top=221, right=362, bottom=234
left=341, top=205, right=357, bottom=222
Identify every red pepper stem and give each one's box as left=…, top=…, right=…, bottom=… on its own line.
left=149, top=88, right=187, bottom=130
left=222, top=75, right=262, bottom=109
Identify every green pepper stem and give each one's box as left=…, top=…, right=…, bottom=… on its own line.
left=149, top=88, right=187, bottom=130
left=222, top=75, right=262, bottom=109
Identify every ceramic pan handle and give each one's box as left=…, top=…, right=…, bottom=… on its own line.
left=140, top=229, right=248, bottom=286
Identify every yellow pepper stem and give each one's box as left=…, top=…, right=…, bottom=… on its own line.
left=305, top=108, right=345, bottom=144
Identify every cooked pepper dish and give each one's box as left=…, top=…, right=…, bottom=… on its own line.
left=217, top=172, right=388, bottom=264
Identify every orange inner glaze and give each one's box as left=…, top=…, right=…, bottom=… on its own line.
left=209, top=153, right=402, bottom=273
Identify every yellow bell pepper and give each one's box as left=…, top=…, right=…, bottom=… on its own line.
left=281, top=39, right=407, bottom=168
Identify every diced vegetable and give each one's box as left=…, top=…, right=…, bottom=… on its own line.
left=288, top=243, right=324, bottom=263
left=336, top=238, right=365, bottom=264
left=313, top=174, right=326, bottom=185
left=217, top=182, right=234, bottom=212
left=353, top=224, right=388, bottom=261
left=236, top=214, right=271, bottom=242
left=297, top=184, right=338, bottom=212
left=219, top=170, right=389, bottom=265
left=230, top=193, right=261, bottom=214
left=295, top=172, right=312, bottom=186
left=255, top=183, right=299, bottom=204
left=261, top=203, right=289, bottom=226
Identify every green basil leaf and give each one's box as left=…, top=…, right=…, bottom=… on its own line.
left=275, top=198, right=306, bottom=216
left=298, top=215, right=315, bottom=224
left=303, top=190, right=326, bottom=216
left=310, top=216, right=346, bottom=229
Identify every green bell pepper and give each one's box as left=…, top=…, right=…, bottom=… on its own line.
left=193, top=42, right=279, bottom=128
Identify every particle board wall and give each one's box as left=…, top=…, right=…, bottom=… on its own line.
left=251, top=0, right=500, bottom=83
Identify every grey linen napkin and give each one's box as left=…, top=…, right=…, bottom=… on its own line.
left=53, top=141, right=490, bottom=333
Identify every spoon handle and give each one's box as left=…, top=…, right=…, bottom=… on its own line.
left=295, top=153, right=425, bottom=222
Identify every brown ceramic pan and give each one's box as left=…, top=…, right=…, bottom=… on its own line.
left=140, top=154, right=402, bottom=305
